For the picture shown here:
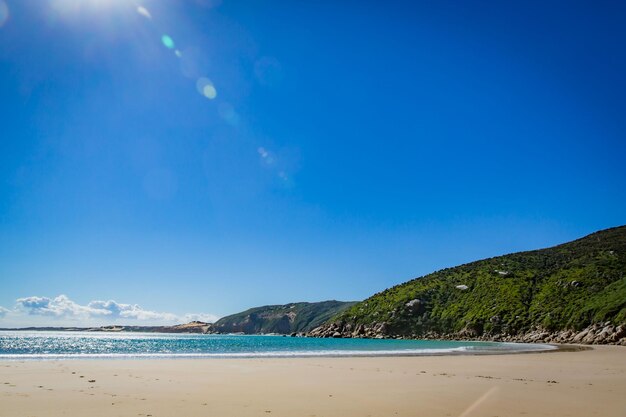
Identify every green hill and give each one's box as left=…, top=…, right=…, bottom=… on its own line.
left=309, top=226, right=626, bottom=343
left=209, top=300, right=357, bottom=334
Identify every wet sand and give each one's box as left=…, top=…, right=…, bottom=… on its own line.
left=0, top=345, right=624, bottom=417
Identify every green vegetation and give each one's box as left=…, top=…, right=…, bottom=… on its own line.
left=211, top=301, right=357, bottom=334
left=331, top=226, right=626, bottom=336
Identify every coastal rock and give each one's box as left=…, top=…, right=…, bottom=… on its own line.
left=582, top=329, right=598, bottom=344
left=405, top=299, right=423, bottom=313
left=352, top=324, right=364, bottom=337
left=306, top=321, right=626, bottom=346
left=573, top=329, right=590, bottom=343
left=595, top=326, right=614, bottom=343
left=459, top=326, right=481, bottom=338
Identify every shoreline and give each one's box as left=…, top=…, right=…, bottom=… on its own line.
left=0, top=332, right=560, bottom=361
left=0, top=345, right=623, bottom=417
left=0, top=345, right=565, bottom=360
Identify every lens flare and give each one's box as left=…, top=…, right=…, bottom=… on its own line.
left=195, top=77, right=217, bottom=99
left=257, top=147, right=275, bottom=165
left=0, top=1, right=9, bottom=28
left=136, top=6, right=151, bottom=19
left=218, top=102, right=240, bottom=126
left=278, top=171, right=292, bottom=187
left=161, top=35, right=175, bottom=49
left=457, top=386, right=499, bottom=417
left=203, top=85, right=217, bottom=99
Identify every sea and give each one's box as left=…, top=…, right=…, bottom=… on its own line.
left=0, top=331, right=555, bottom=359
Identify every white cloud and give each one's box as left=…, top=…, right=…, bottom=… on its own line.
left=16, top=295, right=106, bottom=317
left=4, top=295, right=218, bottom=327
left=87, top=300, right=178, bottom=321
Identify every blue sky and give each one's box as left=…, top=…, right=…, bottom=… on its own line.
left=0, top=0, right=625, bottom=326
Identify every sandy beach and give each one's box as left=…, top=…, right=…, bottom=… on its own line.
left=0, top=345, right=624, bottom=417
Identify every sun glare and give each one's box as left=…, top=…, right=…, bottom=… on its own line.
left=0, top=1, right=9, bottom=28
left=48, top=0, right=137, bottom=21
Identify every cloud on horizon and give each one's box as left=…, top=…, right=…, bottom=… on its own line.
left=0, top=295, right=218, bottom=327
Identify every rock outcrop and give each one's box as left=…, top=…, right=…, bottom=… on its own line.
left=307, top=321, right=626, bottom=346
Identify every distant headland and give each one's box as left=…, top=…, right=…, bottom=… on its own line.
left=4, top=226, right=625, bottom=346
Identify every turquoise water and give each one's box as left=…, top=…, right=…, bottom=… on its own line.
left=0, top=331, right=554, bottom=359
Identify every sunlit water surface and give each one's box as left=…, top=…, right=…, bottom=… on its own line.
left=0, top=331, right=555, bottom=359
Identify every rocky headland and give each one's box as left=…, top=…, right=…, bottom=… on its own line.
left=308, top=226, right=626, bottom=346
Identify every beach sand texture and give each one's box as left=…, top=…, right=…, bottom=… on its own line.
left=1, top=345, right=624, bottom=417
